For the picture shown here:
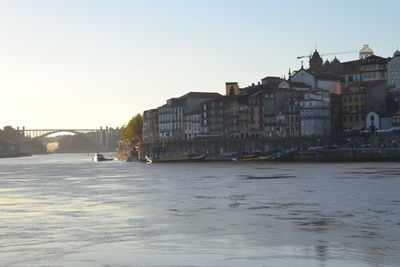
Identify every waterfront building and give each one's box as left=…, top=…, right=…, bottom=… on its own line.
left=201, top=96, right=226, bottom=138
left=264, top=88, right=303, bottom=137
left=341, top=81, right=385, bottom=132
left=299, top=89, right=331, bottom=136
left=249, top=91, right=264, bottom=138
left=392, top=111, right=400, bottom=129
left=365, top=81, right=387, bottom=113
left=387, top=50, right=400, bottom=90
left=330, top=93, right=343, bottom=135
left=360, top=55, right=388, bottom=82
left=158, top=92, right=222, bottom=141
left=158, top=98, right=184, bottom=141
left=284, top=98, right=301, bottom=137
left=386, top=91, right=400, bottom=114
left=183, top=111, right=201, bottom=140
left=224, top=92, right=250, bottom=139
left=143, top=109, right=159, bottom=143
left=290, top=67, right=342, bottom=94
left=342, top=83, right=367, bottom=132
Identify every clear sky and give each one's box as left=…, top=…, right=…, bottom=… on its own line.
left=1, top=0, right=399, bottom=129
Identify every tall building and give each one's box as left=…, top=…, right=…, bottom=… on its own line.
left=201, top=97, right=226, bottom=137
left=388, top=50, right=400, bottom=90
left=300, top=89, right=331, bottom=136
left=158, top=92, right=222, bottom=141
left=183, top=111, right=201, bottom=140
left=249, top=91, right=264, bottom=138
left=143, top=109, right=159, bottom=143
left=360, top=55, right=388, bottom=82
left=341, top=81, right=385, bottom=132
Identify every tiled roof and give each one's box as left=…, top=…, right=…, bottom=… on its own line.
left=290, top=81, right=311, bottom=88
left=179, top=92, right=223, bottom=99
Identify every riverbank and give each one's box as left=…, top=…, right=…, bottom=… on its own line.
left=0, top=151, right=31, bottom=158
left=137, top=134, right=400, bottom=162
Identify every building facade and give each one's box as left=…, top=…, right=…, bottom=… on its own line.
left=300, top=90, right=331, bottom=136
left=388, top=50, right=400, bottom=90
left=143, top=109, right=159, bottom=143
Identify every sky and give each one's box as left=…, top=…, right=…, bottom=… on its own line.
left=0, top=0, right=399, bottom=129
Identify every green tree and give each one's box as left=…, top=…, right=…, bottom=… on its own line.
left=121, top=113, right=143, bottom=145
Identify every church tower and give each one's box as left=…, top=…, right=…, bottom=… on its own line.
left=309, top=49, right=323, bottom=71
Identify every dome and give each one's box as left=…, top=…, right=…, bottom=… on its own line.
left=394, top=50, right=400, bottom=57
left=360, top=44, right=373, bottom=53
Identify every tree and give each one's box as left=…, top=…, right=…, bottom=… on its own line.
left=120, top=113, right=143, bottom=145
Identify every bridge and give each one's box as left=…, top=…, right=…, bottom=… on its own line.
left=20, top=127, right=121, bottom=152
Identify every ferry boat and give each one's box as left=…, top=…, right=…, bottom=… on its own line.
left=145, top=154, right=207, bottom=163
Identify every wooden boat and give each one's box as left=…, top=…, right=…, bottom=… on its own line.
left=145, top=154, right=207, bottom=163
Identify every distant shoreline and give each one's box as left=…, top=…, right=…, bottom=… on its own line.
left=0, top=152, right=31, bottom=159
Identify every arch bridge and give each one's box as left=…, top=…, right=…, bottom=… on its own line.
left=21, top=127, right=121, bottom=152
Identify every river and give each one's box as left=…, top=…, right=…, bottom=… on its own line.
left=0, top=153, right=399, bottom=266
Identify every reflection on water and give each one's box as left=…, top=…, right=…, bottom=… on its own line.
left=0, top=154, right=399, bottom=266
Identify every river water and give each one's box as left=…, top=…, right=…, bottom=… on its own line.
left=0, top=153, right=399, bottom=266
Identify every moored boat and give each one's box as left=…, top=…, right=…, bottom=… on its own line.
left=145, top=154, right=207, bottom=163
left=92, top=153, right=114, bottom=162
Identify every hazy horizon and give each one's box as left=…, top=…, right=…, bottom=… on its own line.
left=1, top=0, right=399, bottom=129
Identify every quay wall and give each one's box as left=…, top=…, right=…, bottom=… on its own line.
left=294, top=149, right=400, bottom=162
left=138, top=137, right=328, bottom=160
left=138, top=134, right=400, bottom=162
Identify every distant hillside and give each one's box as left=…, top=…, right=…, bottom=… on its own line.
left=57, top=134, right=99, bottom=153
left=0, top=126, right=46, bottom=156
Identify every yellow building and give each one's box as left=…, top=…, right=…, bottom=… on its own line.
left=342, top=83, right=366, bottom=131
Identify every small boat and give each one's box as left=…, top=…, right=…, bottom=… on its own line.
left=233, top=149, right=297, bottom=162
left=233, top=154, right=261, bottom=162
left=92, top=153, right=114, bottom=162
left=206, top=152, right=238, bottom=162
left=145, top=154, right=207, bottom=163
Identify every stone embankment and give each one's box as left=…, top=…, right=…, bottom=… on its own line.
left=138, top=135, right=400, bottom=162
left=293, top=148, right=400, bottom=162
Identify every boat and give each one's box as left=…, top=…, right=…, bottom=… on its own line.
left=206, top=152, right=239, bottom=162
left=92, top=153, right=114, bottom=162
left=233, top=149, right=297, bottom=162
left=145, top=154, right=207, bottom=163
left=233, top=154, right=263, bottom=162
